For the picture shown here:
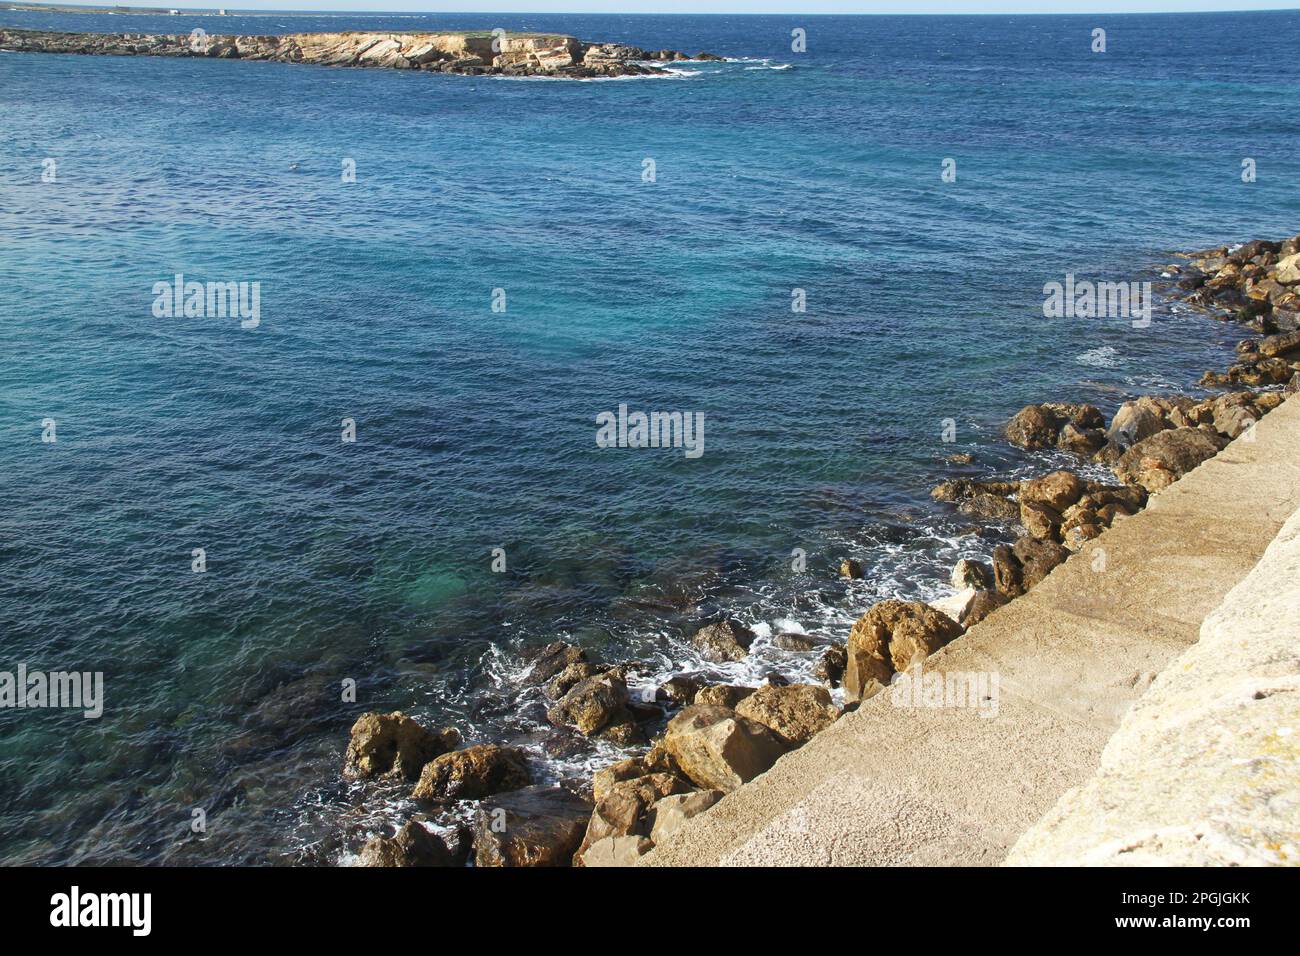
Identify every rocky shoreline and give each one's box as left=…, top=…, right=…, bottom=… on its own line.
left=337, top=233, right=1300, bottom=867
left=0, top=26, right=722, bottom=78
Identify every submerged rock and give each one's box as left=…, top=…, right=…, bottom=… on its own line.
left=357, top=820, right=455, bottom=867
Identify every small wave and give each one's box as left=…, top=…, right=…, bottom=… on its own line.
left=1077, top=345, right=1121, bottom=369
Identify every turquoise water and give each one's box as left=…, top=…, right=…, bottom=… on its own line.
left=1, top=10, right=1298, bottom=864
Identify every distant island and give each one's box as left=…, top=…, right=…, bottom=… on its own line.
left=0, top=26, right=724, bottom=78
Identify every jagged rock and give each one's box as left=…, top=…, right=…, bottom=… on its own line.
left=474, top=785, right=591, bottom=867
left=357, top=820, right=455, bottom=867
left=546, top=673, right=629, bottom=735
left=1004, top=404, right=1060, bottom=448
left=694, top=684, right=756, bottom=708
left=648, top=789, right=724, bottom=845
left=691, top=620, right=756, bottom=662
left=951, top=558, right=994, bottom=590
left=839, top=558, right=864, bottom=579
left=343, top=711, right=461, bottom=782
left=1019, top=470, right=1085, bottom=512
left=962, top=589, right=1009, bottom=626
left=661, top=705, right=790, bottom=792
left=656, top=675, right=701, bottom=705
left=575, top=773, right=691, bottom=861
left=959, top=493, right=1022, bottom=523
left=1013, top=536, right=1070, bottom=589
left=545, top=661, right=601, bottom=700
left=1057, top=423, right=1107, bottom=456
left=930, top=587, right=978, bottom=624
left=931, top=478, right=1022, bottom=501
left=592, top=757, right=650, bottom=801
left=1257, top=330, right=1300, bottom=358
left=843, top=600, right=963, bottom=701
left=733, top=684, right=839, bottom=747
left=1113, top=427, right=1228, bottom=492
left=812, top=644, right=847, bottom=687
left=524, top=641, right=587, bottom=685
left=1020, top=500, right=1062, bottom=541
left=992, top=544, right=1024, bottom=598
left=580, top=835, right=653, bottom=867
left=1274, top=252, right=1300, bottom=284
left=412, top=743, right=531, bottom=802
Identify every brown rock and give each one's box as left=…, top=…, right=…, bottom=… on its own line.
left=992, top=544, right=1024, bottom=598
left=694, top=684, right=756, bottom=709
left=1113, top=427, right=1228, bottom=492
left=344, top=711, right=461, bottom=782
left=951, top=558, right=993, bottom=590
left=575, top=772, right=691, bottom=860
left=1013, top=536, right=1070, bottom=589
left=691, top=620, right=755, bottom=663
left=733, top=684, right=840, bottom=747
left=1019, top=470, right=1085, bottom=511
left=474, top=785, right=591, bottom=867
left=812, top=644, right=847, bottom=687
left=655, top=675, right=701, bottom=705
left=648, top=789, right=724, bottom=845
left=580, top=835, right=653, bottom=867
left=661, top=705, right=790, bottom=792
left=411, top=743, right=531, bottom=802
left=357, top=820, right=454, bottom=867
left=962, top=589, right=1009, bottom=626
left=1004, top=404, right=1060, bottom=448
left=839, top=558, right=864, bottom=579
left=1020, top=499, right=1062, bottom=541
left=843, top=600, right=964, bottom=701
left=523, top=641, right=587, bottom=685
left=546, top=673, right=629, bottom=735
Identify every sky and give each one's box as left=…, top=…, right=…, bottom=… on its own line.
left=32, top=1, right=1300, bottom=14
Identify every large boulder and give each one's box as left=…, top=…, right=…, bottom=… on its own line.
left=1113, top=427, right=1228, bottom=492
left=343, top=712, right=461, bottom=782
left=1019, top=499, right=1062, bottom=541
left=1012, top=536, right=1070, bottom=590
left=411, top=743, right=531, bottom=802
left=473, top=785, right=592, bottom=867
left=1019, top=470, right=1085, bottom=512
left=661, top=705, right=790, bottom=792
left=843, top=600, right=964, bottom=701
left=1004, top=404, right=1061, bottom=448
left=648, top=789, right=724, bottom=845
left=694, top=684, right=756, bottom=709
left=357, top=821, right=454, bottom=867
left=733, top=684, right=840, bottom=747
left=1107, top=400, right=1170, bottom=450
left=545, top=673, right=630, bottom=735
left=691, top=620, right=756, bottom=662
left=992, top=544, right=1024, bottom=598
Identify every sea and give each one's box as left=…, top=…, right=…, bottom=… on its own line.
left=1, top=7, right=1298, bottom=863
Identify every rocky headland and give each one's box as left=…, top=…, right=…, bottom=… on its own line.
left=0, top=27, right=723, bottom=78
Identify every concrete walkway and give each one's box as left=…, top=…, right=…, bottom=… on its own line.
left=644, top=394, right=1300, bottom=866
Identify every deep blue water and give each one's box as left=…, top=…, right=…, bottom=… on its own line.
left=1, top=9, right=1298, bottom=864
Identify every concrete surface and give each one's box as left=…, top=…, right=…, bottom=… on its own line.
left=643, top=394, right=1300, bottom=867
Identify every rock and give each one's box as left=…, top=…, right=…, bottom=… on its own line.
left=962, top=589, right=1009, bottom=626
left=1012, top=536, right=1070, bottom=589
left=772, top=632, right=820, bottom=651
left=947, top=452, right=974, bottom=464
left=592, top=757, right=649, bottom=801
left=648, top=789, right=724, bottom=845
left=655, top=675, right=701, bottom=705
left=1019, top=470, right=1085, bottom=512
left=733, top=684, right=840, bottom=747
left=1275, top=252, right=1300, bottom=284
left=523, top=641, right=587, bottom=685
left=343, top=712, right=461, bottom=782
left=661, top=705, right=790, bottom=792
left=575, top=773, right=691, bottom=860
left=1057, top=423, right=1107, bottom=456
left=839, top=558, right=864, bottom=579
left=357, top=820, right=454, bottom=867
left=694, top=684, right=756, bottom=708
left=958, top=493, right=1021, bottom=523
left=1107, top=400, right=1169, bottom=449
left=843, top=600, right=964, bottom=701
left=1113, top=427, right=1228, bottom=492
left=1019, top=500, right=1062, bottom=541
left=1004, top=404, right=1060, bottom=448
left=951, top=558, right=994, bottom=590
left=1257, top=330, right=1300, bottom=358
left=546, top=673, right=629, bottom=735
left=992, top=544, right=1024, bottom=598
left=473, top=785, right=591, bottom=867
left=930, top=587, right=978, bottom=624
left=931, top=478, right=1022, bottom=502
left=580, top=835, right=653, bottom=867
left=1063, top=523, right=1104, bottom=551
left=691, top=620, right=755, bottom=663
left=545, top=661, right=601, bottom=700
left=411, top=743, right=531, bottom=802
left=812, top=644, right=847, bottom=687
